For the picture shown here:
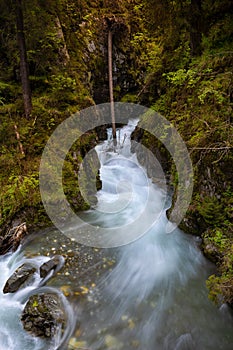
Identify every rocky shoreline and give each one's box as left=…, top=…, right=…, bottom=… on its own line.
left=0, top=223, right=115, bottom=349
left=1, top=229, right=67, bottom=340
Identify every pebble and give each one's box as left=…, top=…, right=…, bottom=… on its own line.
left=105, top=334, right=123, bottom=349
left=60, top=285, right=71, bottom=297
left=68, top=338, right=88, bottom=349
left=80, top=286, right=89, bottom=294
left=121, top=315, right=128, bottom=321
left=128, top=318, right=135, bottom=330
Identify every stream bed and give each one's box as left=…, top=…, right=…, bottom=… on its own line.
left=0, top=120, right=233, bottom=349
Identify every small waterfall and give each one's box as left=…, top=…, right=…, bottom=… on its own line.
left=67, top=119, right=233, bottom=349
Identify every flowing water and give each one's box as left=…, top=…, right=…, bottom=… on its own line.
left=68, top=120, right=233, bottom=350
left=0, top=252, right=51, bottom=349
left=0, top=247, right=75, bottom=349
left=0, top=119, right=233, bottom=350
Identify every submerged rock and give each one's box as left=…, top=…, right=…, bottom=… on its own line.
left=21, top=293, right=66, bottom=338
left=3, top=263, right=36, bottom=293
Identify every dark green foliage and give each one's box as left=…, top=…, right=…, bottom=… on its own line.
left=132, top=0, right=233, bottom=305
left=198, top=197, right=225, bottom=226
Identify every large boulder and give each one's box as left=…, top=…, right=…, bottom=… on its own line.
left=21, top=293, right=66, bottom=338
left=3, top=263, right=36, bottom=293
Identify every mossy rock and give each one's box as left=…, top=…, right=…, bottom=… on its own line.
left=21, top=293, right=66, bottom=338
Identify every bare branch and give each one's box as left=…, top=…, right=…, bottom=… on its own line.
left=14, top=124, right=25, bottom=156
left=189, top=146, right=233, bottom=150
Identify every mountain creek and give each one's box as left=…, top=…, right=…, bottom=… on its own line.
left=0, top=121, right=233, bottom=350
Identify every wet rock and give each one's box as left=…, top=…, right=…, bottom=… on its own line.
left=95, top=125, right=108, bottom=141
left=21, top=293, right=66, bottom=338
left=3, top=263, right=36, bottom=293
left=202, top=242, right=223, bottom=263
left=131, top=126, right=171, bottom=176
left=78, top=148, right=102, bottom=206
left=179, top=212, right=204, bottom=236
left=40, top=255, right=65, bottom=279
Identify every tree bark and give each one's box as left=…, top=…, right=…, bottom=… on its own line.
left=108, top=30, right=116, bottom=141
left=190, top=0, right=202, bottom=56
left=16, top=0, right=32, bottom=117
left=55, top=16, right=70, bottom=66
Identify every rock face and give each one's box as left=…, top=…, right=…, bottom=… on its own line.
left=3, top=264, right=36, bottom=294
left=202, top=241, right=223, bottom=264
left=21, top=293, right=66, bottom=338
left=131, top=126, right=171, bottom=188
left=78, top=148, right=102, bottom=206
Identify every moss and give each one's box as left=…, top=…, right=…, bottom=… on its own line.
left=207, top=273, right=233, bottom=306
left=0, top=96, right=97, bottom=234
left=197, top=197, right=225, bottom=226
left=203, top=226, right=233, bottom=305
left=130, top=32, right=233, bottom=304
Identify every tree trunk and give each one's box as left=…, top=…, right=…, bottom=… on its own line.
left=16, top=0, right=32, bottom=117
left=108, top=30, right=116, bottom=141
left=55, top=16, right=70, bottom=66
left=190, top=0, right=202, bottom=56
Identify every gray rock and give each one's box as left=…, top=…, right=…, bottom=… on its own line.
left=21, top=293, right=66, bottom=338
left=203, top=242, right=222, bottom=263
left=40, top=255, right=65, bottom=279
left=3, top=263, right=36, bottom=293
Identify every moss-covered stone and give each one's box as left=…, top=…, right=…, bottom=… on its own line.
left=21, top=293, right=66, bottom=338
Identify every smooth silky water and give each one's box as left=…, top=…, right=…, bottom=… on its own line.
left=0, top=119, right=233, bottom=349
left=0, top=245, right=75, bottom=349
left=70, top=120, right=233, bottom=350
left=0, top=252, right=52, bottom=349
